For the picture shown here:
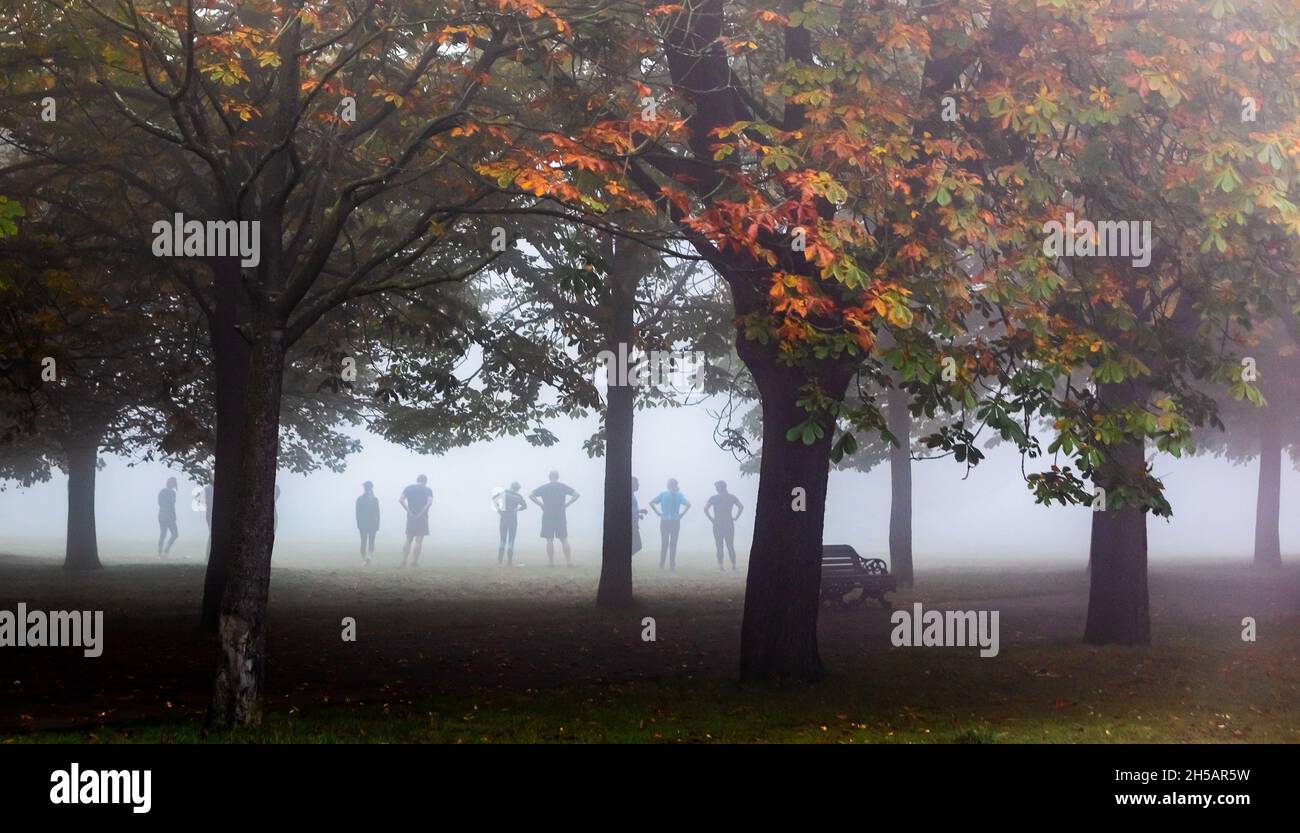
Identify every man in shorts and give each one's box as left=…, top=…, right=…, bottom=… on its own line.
left=399, top=474, right=433, bottom=567
left=530, top=471, right=579, bottom=567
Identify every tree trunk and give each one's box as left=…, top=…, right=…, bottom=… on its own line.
left=1254, top=410, right=1283, bottom=568
left=886, top=384, right=914, bottom=588
left=209, top=330, right=285, bottom=727
left=63, top=438, right=101, bottom=571
left=737, top=339, right=851, bottom=682
left=595, top=240, right=641, bottom=610
left=597, top=381, right=636, bottom=608
left=1084, top=384, right=1150, bottom=645
left=201, top=259, right=252, bottom=632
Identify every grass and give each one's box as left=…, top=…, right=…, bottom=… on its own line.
left=11, top=622, right=1297, bottom=744
left=3, top=556, right=1296, bottom=743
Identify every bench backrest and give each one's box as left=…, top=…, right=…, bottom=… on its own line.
left=822, top=544, right=866, bottom=577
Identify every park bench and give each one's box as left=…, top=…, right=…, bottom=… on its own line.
left=820, top=545, right=896, bottom=609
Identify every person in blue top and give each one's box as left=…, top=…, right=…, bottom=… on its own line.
left=399, top=474, right=433, bottom=567
left=356, top=481, right=380, bottom=565
left=650, top=478, right=691, bottom=571
left=530, top=470, right=579, bottom=567
left=495, top=482, right=528, bottom=565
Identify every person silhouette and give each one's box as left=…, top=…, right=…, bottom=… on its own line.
left=203, top=482, right=214, bottom=560
left=631, top=476, right=646, bottom=556
left=399, top=474, right=433, bottom=567
left=650, top=478, right=691, bottom=571
left=704, top=480, right=744, bottom=571
left=530, top=470, right=579, bottom=567
left=157, top=477, right=179, bottom=558
left=356, top=481, right=380, bottom=565
left=495, top=482, right=527, bottom=565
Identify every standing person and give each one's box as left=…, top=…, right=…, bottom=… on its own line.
left=704, top=480, right=744, bottom=571
left=530, top=470, right=579, bottom=567
left=157, top=477, right=179, bottom=558
left=631, top=476, right=646, bottom=556
left=399, top=474, right=433, bottom=567
left=356, top=481, right=380, bottom=565
left=650, top=478, right=691, bottom=571
left=203, top=482, right=214, bottom=560
left=495, top=482, right=527, bottom=565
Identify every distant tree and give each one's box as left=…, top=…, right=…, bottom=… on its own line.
left=1193, top=319, right=1300, bottom=567
left=0, top=206, right=204, bottom=570
left=501, top=217, right=732, bottom=607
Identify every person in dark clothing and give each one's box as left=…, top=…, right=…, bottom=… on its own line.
left=704, top=480, right=744, bottom=571
left=530, top=470, right=579, bottom=567
left=399, top=474, right=433, bottom=567
left=495, top=482, right=527, bottom=565
left=356, top=481, right=380, bottom=565
left=157, top=477, right=179, bottom=558
left=203, top=483, right=213, bottom=560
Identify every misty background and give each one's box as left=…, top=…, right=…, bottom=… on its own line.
left=1, top=392, right=1291, bottom=569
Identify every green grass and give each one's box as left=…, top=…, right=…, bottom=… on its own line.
left=11, top=625, right=1297, bottom=744
left=4, top=559, right=1295, bottom=743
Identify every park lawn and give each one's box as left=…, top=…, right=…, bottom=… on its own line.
left=10, top=622, right=1297, bottom=744
left=2, top=556, right=1296, bottom=743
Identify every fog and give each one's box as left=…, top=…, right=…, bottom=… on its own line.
left=0, top=393, right=1288, bottom=569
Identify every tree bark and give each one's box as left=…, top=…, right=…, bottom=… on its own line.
left=209, top=329, right=285, bottom=727
left=596, top=239, right=641, bottom=609
left=886, top=384, right=914, bottom=588
left=738, top=337, right=852, bottom=682
left=596, top=380, right=636, bottom=609
left=1254, top=410, right=1283, bottom=568
left=1084, top=383, right=1150, bottom=645
left=201, top=259, right=252, bottom=632
left=63, top=437, right=101, bottom=571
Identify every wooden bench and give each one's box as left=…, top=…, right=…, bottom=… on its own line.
left=820, top=545, right=896, bottom=609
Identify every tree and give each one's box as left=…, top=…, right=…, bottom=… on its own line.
left=500, top=216, right=731, bottom=607
left=556, top=1, right=1300, bottom=661
left=0, top=199, right=204, bottom=570
left=997, top=3, right=1300, bottom=645
left=730, top=374, right=950, bottom=590
left=1, top=0, right=636, bottom=725
left=542, top=1, right=1043, bottom=679
left=1193, top=319, right=1300, bottom=567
